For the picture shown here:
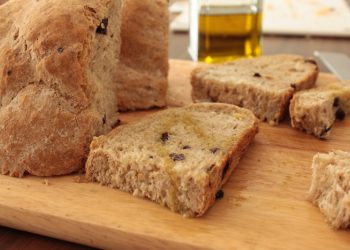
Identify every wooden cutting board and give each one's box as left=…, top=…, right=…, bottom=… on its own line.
left=0, top=60, right=349, bottom=250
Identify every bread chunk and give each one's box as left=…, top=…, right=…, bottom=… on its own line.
left=86, top=103, right=258, bottom=217
left=308, top=151, right=350, bottom=229
left=290, top=81, right=350, bottom=138
left=116, top=0, right=169, bottom=110
left=191, top=54, right=319, bottom=125
left=0, top=0, right=121, bottom=177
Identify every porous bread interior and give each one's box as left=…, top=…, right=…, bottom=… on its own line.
left=290, top=80, right=350, bottom=138
left=308, top=151, right=350, bottom=229
left=88, top=1, right=121, bottom=134
left=191, top=54, right=318, bottom=125
left=290, top=90, right=336, bottom=138
left=86, top=103, right=258, bottom=217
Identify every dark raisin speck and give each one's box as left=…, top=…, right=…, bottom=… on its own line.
left=290, top=83, right=297, bottom=89
left=210, top=147, right=220, bottom=154
left=7, top=70, right=12, bottom=76
left=57, top=47, right=64, bottom=53
left=96, top=18, right=108, bottom=35
left=111, top=119, right=121, bottom=129
left=253, top=72, right=261, bottom=78
left=169, top=153, right=185, bottom=161
left=102, top=114, right=107, bottom=125
left=215, top=190, right=224, bottom=200
left=183, top=145, right=191, bottom=150
left=333, top=97, right=340, bottom=107
left=320, top=126, right=332, bottom=138
left=84, top=6, right=97, bottom=13
left=161, top=132, right=169, bottom=142
left=222, top=161, right=230, bottom=180
left=336, top=108, right=346, bottom=121
left=149, top=156, right=154, bottom=159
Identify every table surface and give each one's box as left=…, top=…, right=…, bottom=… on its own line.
left=0, top=0, right=349, bottom=249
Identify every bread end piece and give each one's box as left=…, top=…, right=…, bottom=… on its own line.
left=290, top=81, right=350, bottom=139
left=307, top=151, right=350, bottom=229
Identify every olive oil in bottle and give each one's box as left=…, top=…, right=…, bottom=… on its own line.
left=190, top=3, right=262, bottom=63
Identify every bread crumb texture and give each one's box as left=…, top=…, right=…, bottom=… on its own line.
left=86, top=103, right=258, bottom=217
left=191, top=54, right=319, bottom=125
left=308, top=151, right=350, bottom=229
left=290, top=81, right=350, bottom=138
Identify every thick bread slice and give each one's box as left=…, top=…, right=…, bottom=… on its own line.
left=308, top=151, right=350, bottom=229
left=290, top=81, right=350, bottom=138
left=191, top=54, right=319, bottom=125
left=86, top=103, right=259, bottom=217
left=0, top=0, right=121, bottom=177
left=116, top=0, right=169, bottom=110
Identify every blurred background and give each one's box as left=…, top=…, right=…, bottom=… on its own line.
left=169, top=0, right=350, bottom=71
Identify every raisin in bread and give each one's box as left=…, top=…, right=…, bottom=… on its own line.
left=308, top=151, right=350, bottom=229
left=290, top=81, right=350, bottom=138
left=115, top=0, right=169, bottom=110
left=191, top=54, right=319, bottom=125
left=86, top=103, right=259, bottom=217
left=0, top=0, right=121, bottom=177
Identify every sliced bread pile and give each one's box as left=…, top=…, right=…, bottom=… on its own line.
left=308, top=151, right=350, bottom=229
left=191, top=54, right=350, bottom=138
left=191, top=54, right=319, bottom=125
left=86, top=103, right=259, bottom=217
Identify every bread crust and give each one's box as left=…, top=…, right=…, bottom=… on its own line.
left=0, top=0, right=121, bottom=177
left=116, top=0, right=169, bottom=110
left=86, top=103, right=258, bottom=217
left=191, top=55, right=319, bottom=125
left=289, top=81, right=350, bottom=138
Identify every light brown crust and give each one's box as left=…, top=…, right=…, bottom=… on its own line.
left=198, top=107, right=259, bottom=216
left=0, top=0, right=121, bottom=177
left=86, top=103, right=259, bottom=217
left=191, top=55, right=319, bottom=125
left=116, top=0, right=169, bottom=110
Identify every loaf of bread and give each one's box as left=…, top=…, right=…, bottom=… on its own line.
left=86, top=103, right=259, bottom=217
left=115, top=0, right=169, bottom=111
left=290, top=81, right=350, bottom=138
left=191, top=54, right=319, bottom=125
left=308, top=151, right=350, bottom=229
left=0, top=0, right=121, bottom=177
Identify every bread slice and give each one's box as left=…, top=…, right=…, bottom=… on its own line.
left=191, top=54, right=319, bottom=125
left=290, top=81, right=350, bottom=138
left=307, top=151, right=350, bottom=229
left=86, top=103, right=259, bottom=217
left=0, top=0, right=121, bottom=177
left=115, top=0, right=169, bottom=110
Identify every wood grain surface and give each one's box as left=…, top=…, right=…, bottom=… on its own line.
left=0, top=59, right=349, bottom=250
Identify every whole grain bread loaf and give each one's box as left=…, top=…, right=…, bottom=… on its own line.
left=86, top=103, right=259, bottom=217
left=290, top=81, right=350, bottom=138
left=0, top=0, right=121, bottom=177
left=191, top=54, right=319, bottom=125
left=308, top=151, right=350, bottom=229
left=116, top=0, right=169, bottom=111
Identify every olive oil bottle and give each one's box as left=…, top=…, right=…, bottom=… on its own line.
left=189, top=1, right=262, bottom=64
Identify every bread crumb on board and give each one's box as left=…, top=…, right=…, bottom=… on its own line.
left=42, top=179, right=50, bottom=186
